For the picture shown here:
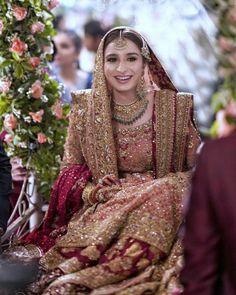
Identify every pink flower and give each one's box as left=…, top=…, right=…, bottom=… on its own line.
left=48, top=0, right=60, bottom=10
left=29, top=109, right=44, bottom=123
left=9, top=38, right=28, bottom=55
left=225, top=101, right=236, bottom=119
left=4, top=134, right=14, bottom=144
left=37, top=133, right=47, bottom=144
left=28, top=57, right=41, bottom=68
left=12, top=5, right=27, bottom=21
left=216, top=110, right=236, bottom=138
left=4, top=114, right=17, bottom=130
left=31, top=21, right=45, bottom=34
left=51, top=101, right=63, bottom=119
left=0, top=19, right=3, bottom=34
left=229, top=7, right=236, bottom=23
left=218, top=36, right=234, bottom=52
left=31, top=80, right=43, bottom=99
left=0, top=79, right=11, bottom=93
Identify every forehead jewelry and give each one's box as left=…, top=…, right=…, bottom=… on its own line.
left=141, top=42, right=151, bottom=62
left=114, top=30, right=128, bottom=49
left=120, top=28, right=151, bottom=62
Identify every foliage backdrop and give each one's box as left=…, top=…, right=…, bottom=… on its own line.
left=205, top=0, right=236, bottom=137
left=0, top=0, right=69, bottom=199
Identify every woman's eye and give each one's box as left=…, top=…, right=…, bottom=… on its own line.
left=106, top=57, right=117, bottom=62
left=128, top=57, right=137, bottom=62
left=61, top=44, right=70, bottom=49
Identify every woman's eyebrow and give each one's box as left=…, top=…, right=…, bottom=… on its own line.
left=105, top=53, right=117, bottom=58
left=105, top=52, right=139, bottom=58
left=127, top=53, right=139, bottom=56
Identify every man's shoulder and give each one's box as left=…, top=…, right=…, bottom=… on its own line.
left=204, top=133, right=236, bottom=152
left=201, top=133, right=236, bottom=164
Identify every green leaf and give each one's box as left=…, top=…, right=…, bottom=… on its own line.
left=0, top=60, right=12, bottom=68
left=12, top=52, right=21, bottom=61
left=22, top=62, right=33, bottom=71
left=211, top=92, right=224, bottom=112
left=0, top=95, right=11, bottom=116
left=210, top=120, right=219, bottom=138
left=15, top=63, right=24, bottom=79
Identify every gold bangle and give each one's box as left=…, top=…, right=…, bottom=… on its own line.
left=87, top=191, right=96, bottom=205
left=82, top=182, right=95, bottom=205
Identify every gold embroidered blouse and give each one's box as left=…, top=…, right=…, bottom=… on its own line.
left=114, top=119, right=153, bottom=174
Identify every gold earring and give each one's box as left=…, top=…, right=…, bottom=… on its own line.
left=136, top=75, right=147, bottom=99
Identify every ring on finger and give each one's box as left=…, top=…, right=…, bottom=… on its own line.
left=98, top=179, right=103, bottom=185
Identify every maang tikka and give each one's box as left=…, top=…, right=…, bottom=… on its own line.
left=114, top=30, right=128, bottom=49
left=114, top=29, right=151, bottom=62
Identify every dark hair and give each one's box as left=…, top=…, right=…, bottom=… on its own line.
left=84, top=20, right=107, bottom=38
left=104, top=29, right=143, bottom=52
left=53, top=14, right=65, bottom=30
left=57, top=29, right=82, bottom=53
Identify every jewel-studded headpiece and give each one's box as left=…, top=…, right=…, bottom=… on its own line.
left=116, top=29, right=152, bottom=62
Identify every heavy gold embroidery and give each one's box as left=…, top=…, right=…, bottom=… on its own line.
left=154, top=90, right=176, bottom=178
left=87, top=41, right=118, bottom=183
left=58, top=257, right=84, bottom=274
left=114, top=119, right=153, bottom=174
left=174, top=93, right=192, bottom=171
left=71, top=90, right=90, bottom=164
left=40, top=246, right=67, bottom=270
left=174, top=93, right=200, bottom=172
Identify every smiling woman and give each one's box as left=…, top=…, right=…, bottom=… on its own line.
left=102, top=29, right=156, bottom=131
left=7, top=27, right=200, bottom=295
left=104, top=38, right=144, bottom=96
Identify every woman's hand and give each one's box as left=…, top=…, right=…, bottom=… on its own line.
left=89, top=174, right=121, bottom=204
left=98, top=174, right=121, bottom=186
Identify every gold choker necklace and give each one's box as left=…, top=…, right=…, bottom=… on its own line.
left=112, top=93, right=148, bottom=125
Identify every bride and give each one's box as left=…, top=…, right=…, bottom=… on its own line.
left=6, top=27, right=200, bottom=295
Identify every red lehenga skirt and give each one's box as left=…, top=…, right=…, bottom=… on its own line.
left=5, top=164, right=189, bottom=295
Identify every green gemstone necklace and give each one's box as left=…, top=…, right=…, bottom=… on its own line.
left=112, top=93, right=149, bottom=125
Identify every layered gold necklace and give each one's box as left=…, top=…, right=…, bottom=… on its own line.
left=112, top=93, right=149, bottom=125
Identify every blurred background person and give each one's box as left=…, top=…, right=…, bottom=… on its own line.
left=81, top=19, right=109, bottom=88
left=0, top=140, right=12, bottom=242
left=181, top=131, right=236, bottom=294
left=52, top=13, right=66, bottom=31
left=52, top=29, right=89, bottom=104
left=83, top=19, right=107, bottom=53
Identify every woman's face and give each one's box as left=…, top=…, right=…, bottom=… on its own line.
left=53, top=32, right=78, bottom=67
left=104, top=38, right=144, bottom=96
